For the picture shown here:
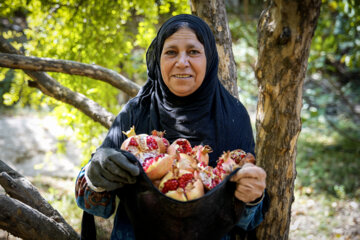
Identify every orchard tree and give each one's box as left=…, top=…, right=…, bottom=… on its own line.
left=0, top=0, right=321, bottom=239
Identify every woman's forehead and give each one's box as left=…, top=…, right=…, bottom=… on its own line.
left=163, top=28, right=203, bottom=48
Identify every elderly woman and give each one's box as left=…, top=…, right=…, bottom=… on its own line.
left=76, top=14, right=268, bottom=240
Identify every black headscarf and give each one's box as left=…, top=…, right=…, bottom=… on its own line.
left=104, top=14, right=255, bottom=166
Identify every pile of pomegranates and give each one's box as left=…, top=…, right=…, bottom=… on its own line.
left=121, top=127, right=255, bottom=201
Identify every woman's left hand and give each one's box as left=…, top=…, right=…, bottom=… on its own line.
left=230, top=163, right=266, bottom=203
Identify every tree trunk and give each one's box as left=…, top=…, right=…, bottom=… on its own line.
left=254, top=0, right=321, bottom=239
left=190, top=0, right=239, bottom=98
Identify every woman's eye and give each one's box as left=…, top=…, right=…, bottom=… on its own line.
left=189, top=50, right=200, bottom=55
left=165, top=50, right=176, bottom=55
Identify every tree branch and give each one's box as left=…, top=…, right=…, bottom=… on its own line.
left=0, top=160, right=79, bottom=240
left=0, top=35, right=115, bottom=128
left=0, top=195, right=79, bottom=240
left=0, top=52, right=141, bottom=97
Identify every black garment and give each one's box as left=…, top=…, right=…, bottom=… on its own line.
left=116, top=151, right=245, bottom=240
left=91, top=14, right=257, bottom=239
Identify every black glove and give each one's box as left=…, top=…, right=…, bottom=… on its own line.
left=86, top=148, right=140, bottom=191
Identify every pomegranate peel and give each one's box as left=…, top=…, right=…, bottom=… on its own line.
left=176, top=153, right=198, bottom=173
left=143, top=154, right=175, bottom=181
left=191, top=145, right=212, bottom=166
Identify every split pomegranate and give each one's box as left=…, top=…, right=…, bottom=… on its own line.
left=142, top=153, right=175, bottom=181
left=167, top=138, right=193, bottom=155
left=175, top=153, right=198, bottom=173
left=191, top=145, right=212, bottom=166
left=121, top=127, right=169, bottom=163
left=199, top=149, right=256, bottom=190
left=121, top=126, right=173, bottom=181
left=159, top=166, right=204, bottom=202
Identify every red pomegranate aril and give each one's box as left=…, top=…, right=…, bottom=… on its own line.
left=162, top=179, right=179, bottom=194
left=177, top=140, right=192, bottom=154
left=178, top=173, right=194, bottom=188
left=142, top=154, right=165, bottom=171
left=129, top=138, right=138, bottom=147
left=146, top=136, right=158, bottom=150
left=142, top=157, right=155, bottom=171
left=162, top=138, right=169, bottom=148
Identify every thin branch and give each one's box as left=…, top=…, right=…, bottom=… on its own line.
left=0, top=52, right=141, bottom=97
left=26, top=70, right=115, bottom=128
left=0, top=35, right=115, bottom=128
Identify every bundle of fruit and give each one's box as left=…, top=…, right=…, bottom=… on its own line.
left=121, top=127, right=255, bottom=201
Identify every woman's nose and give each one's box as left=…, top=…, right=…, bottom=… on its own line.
left=176, top=53, right=189, bottom=67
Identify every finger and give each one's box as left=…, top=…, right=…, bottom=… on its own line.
left=110, top=153, right=140, bottom=176
left=234, top=184, right=263, bottom=202
left=87, top=165, right=125, bottom=189
left=236, top=177, right=266, bottom=192
left=96, top=174, right=124, bottom=191
left=234, top=187, right=254, bottom=202
left=231, top=165, right=266, bottom=182
left=103, top=160, right=137, bottom=184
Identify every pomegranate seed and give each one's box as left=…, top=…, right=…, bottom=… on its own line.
left=146, top=136, right=158, bottom=150
left=178, top=173, right=193, bottom=188
left=142, top=157, right=155, bottom=171
left=129, top=138, right=138, bottom=146
left=162, top=179, right=179, bottom=193
left=162, top=138, right=169, bottom=148
left=176, top=140, right=192, bottom=154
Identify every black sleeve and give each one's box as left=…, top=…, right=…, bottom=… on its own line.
left=100, top=101, right=136, bottom=150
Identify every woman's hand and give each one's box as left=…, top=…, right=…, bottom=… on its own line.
left=230, top=163, right=266, bottom=203
left=86, top=148, right=140, bottom=192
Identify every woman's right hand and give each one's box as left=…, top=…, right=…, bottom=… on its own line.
left=85, top=148, right=140, bottom=192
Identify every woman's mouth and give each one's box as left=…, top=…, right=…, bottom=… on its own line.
left=173, top=74, right=192, bottom=78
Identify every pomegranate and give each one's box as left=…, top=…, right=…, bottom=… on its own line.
left=198, top=149, right=255, bottom=191
left=167, top=138, right=193, bottom=155
left=191, top=145, right=212, bottom=166
left=121, top=126, right=173, bottom=181
left=159, top=166, right=204, bottom=202
left=142, top=153, right=176, bottom=181
left=121, top=127, right=169, bottom=163
left=176, top=153, right=198, bottom=173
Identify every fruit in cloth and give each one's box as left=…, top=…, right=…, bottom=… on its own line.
left=121, top=126, right=172, bottom=180
left=159, top=166, right=204, bottom=202
left=199, top=150, right=256, bottom=190
left=121, top=126, right=169, bottom=163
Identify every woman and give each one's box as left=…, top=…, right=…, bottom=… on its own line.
left=76, top=14, right=267, bottom=240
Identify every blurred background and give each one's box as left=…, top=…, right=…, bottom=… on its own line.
left=0, top=0, right=359, bottom=239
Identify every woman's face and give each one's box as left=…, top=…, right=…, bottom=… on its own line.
left=160, top=27, right=207, bottom=97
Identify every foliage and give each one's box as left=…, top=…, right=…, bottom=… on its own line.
left=229, top=18, right=258, bottom=108
left=0, top=0, right=190, bottom=162
left=296, top=121, right=360, bottom=198
left=298, top=0, right=360, bottom=197
left=227, top=0, right=360, bottom=197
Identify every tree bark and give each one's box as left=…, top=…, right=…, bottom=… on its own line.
left=254, top=0, right=321, bottom=239
left=190, top=0, right=239, bottom=98
left=0, top=160, right=79, bottom=240
left=0, top=52, right=140, bottom=97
